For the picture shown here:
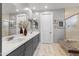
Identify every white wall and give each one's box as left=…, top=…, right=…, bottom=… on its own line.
left=38, top=9, right=65, bottom=43
left=53, top=9, right=65, bottom=42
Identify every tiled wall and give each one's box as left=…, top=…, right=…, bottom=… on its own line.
left=65, top=8, right=79, bottom=41
left=65, top=7, right=79, bottom=19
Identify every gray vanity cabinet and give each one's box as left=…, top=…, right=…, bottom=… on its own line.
left=33, top=34, right=39, bottom=51
left=7, top=44, right=25, bottom=56
left=7, top=33, right=40, bottom=56
left=33, top=33, right=40, bottom=54
left=24, top=44, right=33, bottom=56
left=24, top=38, right=33, bottom=56
left=24, top=34, right=40, bottom=56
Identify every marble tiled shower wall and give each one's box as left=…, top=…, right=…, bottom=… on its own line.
left=65, top=8, right=79, bottom=19
left=65, top=7, right=79, bottom=41
left=66, top=14, right=79, bottom=40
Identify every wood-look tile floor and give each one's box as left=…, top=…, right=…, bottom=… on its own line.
left=33, top=43, right=67, bottom=56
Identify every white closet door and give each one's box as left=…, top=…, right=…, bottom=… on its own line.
left=40, top=12, right=53, bottom=44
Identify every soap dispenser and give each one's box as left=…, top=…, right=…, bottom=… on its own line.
left=19, top=21, right=23, bottom=34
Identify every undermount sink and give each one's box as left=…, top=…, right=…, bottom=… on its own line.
left=3, top=35, right=26, bottom=44
left=9, top=37, right=25, bottom=43
left=2, top=32, right=38, bottom=43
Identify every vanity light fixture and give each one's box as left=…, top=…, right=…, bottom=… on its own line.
left=24, top=8, right=29, bottom=10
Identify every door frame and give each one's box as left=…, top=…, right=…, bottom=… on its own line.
left=40, top=12, right=53, bottom=44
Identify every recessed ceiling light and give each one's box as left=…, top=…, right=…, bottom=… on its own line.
left=16, top=9, right=19, bottom=12
left=33, top=7, right=36, bottom=10
left=24, top=8, right=29, bottom=10
left=35, top=12, right=39, bottom=15
left=45, top=5, right=48, bottom=9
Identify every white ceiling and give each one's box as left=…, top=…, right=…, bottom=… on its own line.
left=2, top=3, right=79, bottom=14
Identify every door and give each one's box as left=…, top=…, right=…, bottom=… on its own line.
left=40, top=12, right=53, bottom=44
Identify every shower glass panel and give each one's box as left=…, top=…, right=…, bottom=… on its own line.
left=66, top=14, right=79, bottom=41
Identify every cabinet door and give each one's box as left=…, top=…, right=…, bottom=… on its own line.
left=32, top=37, right=36, bottom=54
left=38, top=34, right=40, bottom=43
left=32, top=34, right=40, bottom=53
left=24, top=45, right=33, bottom=56
left=34, top=35, right=38, bottom=49
left=24, top=34, right=40, bottom=56
left=35, top=34, right=40, bottom=47
left=7, top=44, right=25, bottom=56
left=24, top=38, right=33, bottom=56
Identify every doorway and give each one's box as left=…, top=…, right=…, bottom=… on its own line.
left=40, top=12, right=53, bottom=44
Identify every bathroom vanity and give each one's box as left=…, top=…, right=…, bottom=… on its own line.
left=2, top=31, right=40, bottom=56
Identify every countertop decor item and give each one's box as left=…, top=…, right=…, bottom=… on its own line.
left=18, top=21, right=23, bottom=28
left=24, top=28, right=27, bottom=36
left=19, top=21, right=23, bottom=34
left=22, top=20, right=29, bottom=36
left=19, top=20, right=29, bottom=36
left=20, top=27, right=23, bottom=34
left=23, top=20, right=29, bottom=28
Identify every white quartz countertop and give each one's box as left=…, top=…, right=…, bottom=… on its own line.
left=2, top=31, right=40, bottom=56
